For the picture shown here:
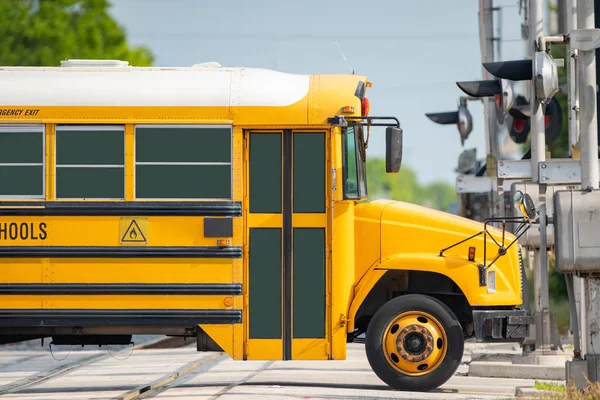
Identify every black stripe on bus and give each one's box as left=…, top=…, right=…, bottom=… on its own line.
left=0, top=283, right=242, bottom=295
left=283, top=129, right=292, bottom=361
left=0, top=309, right=242, bottom=326
left=0, top=246, right=242, bottom=258
left=0, top=201, right=242, bottom=217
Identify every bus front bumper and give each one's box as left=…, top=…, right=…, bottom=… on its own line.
left=472, top=309, right=535, bottom=343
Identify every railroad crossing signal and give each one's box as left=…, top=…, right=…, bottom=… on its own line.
left=482, top=54, right=561, bottom=104
left=507, top=95, right=563, bottom=145
left=456, top=52, right=563, bottom=147
left=456, top=78, right=514, bottom=124
left=425, top=97, right=473, bottom=146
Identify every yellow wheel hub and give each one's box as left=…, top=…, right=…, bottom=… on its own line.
left=382, top=311, right=448, bottom=376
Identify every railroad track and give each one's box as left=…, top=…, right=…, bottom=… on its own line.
left=0, top=341, right=527, bottom=399
left=0, top=336, right=192, bottom=397
left=0, top=337, right=286, bottom=400
left=117, top=353, right=226, bottom=400
left=0, top=341, right=266, bottom=400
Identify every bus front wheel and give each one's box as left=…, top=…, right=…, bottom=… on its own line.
left=365, top=294, right=464, bottom=391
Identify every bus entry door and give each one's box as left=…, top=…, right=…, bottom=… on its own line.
left=246, top=130, right=329, bottom=360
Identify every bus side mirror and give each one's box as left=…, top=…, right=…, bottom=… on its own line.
left=386, top=126, right=403, bottom=173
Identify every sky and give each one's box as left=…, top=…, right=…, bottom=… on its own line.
left=109, top=0, right=536, bottom=185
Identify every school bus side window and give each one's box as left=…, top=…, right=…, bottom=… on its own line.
left=342, top=125, right=367, bottom=199
left=0, top=125, right=44, bottom=199
left=134, top=125, right=232, bottom=200
left=55, top=125, right=125, bottom=199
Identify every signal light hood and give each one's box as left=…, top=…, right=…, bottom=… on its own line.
left=456, top=80, right=502, bottom=97
left=425, top=111, right=459, bottom=125
left=483, top=59, right=533, bottom=81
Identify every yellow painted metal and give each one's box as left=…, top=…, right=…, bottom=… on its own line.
left=46, top=259, right=233, bottom=283
left=0, top=260, right=43, bottom=283
left=124, top=124, right=135, bottom=201
left=292, top=338, right=329, bottom=360
left=378, top=200, right=521, bottom=306
left=330, top=201, right=355, bottom=361
left=41, top=295, right=238, bottom=309
left=346, top=200, right=523, bottom=330
left=354, top=200, right=393, bottom=282
left=247, top=214, right=282, bottom=227
left=246, top=339, right=283, bottom=360
left=383, top=311, right=447, bottom=377
left=198, top=324, right=236, bottom=358
left=0, top=295, right=42, bottom=308
left=291, top=214, right=327, bottom=227
left=0, top=69, right=526, bottom=368
left=45, top=123, right=55, bottom=200
left=0, top=217, right=242, bottom=247
left=346, top=269, right=387, bottom=333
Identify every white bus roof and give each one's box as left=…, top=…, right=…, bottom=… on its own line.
left=0, top=60, right=311, bottom=107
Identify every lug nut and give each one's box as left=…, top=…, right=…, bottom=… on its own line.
left=428, top=336, right=433, bottom=342
left=421, top=328, right=427, bottom=334
left=402, top=354, right=408, bottom=360
left=427, top=346, right=432, bottom=352
left=412, top=325, right=417, bottom=331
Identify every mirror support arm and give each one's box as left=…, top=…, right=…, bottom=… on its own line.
left=439, top=230, right=485, bottom=256
left=439, top=216, right=532, bottom=286
left=328, top=116, right=400, bottom=128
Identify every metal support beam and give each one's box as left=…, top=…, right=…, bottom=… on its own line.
left=456, top=176, right=495, bottom=193
left=480, top=0, right=499, bottom=219
left=578, top=0, right=600, bottom=383
left=529, top=0, right=555, bottom=355
left=535, top=185, right=554, bottom=352
left=480, top=0, right=499, bottom=160
left=568, top=0, right=580, bottom=153
left=530, top=0, right=545, bottom=184
left=579, top=2, right=600, bottom=190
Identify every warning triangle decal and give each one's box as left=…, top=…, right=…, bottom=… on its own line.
left=121, top=219, right=147, bottom=243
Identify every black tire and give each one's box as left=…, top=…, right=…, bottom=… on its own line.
left=365, top=294, right=464, bottom=392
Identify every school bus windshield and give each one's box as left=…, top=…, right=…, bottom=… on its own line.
left=343, top=125, right=367, bottom=199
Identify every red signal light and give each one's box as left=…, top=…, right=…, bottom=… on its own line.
left=361, top=97, right=370, bottom=116
left=544, top=114, right=550, bottom=127
left=513, top=119, right=525, bottom=132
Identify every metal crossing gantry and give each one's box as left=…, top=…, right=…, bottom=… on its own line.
left=427, top=0, right=600, bottom=389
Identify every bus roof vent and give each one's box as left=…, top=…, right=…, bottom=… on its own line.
left=191, top=62, right=222, bottom=68
left=60, top=59, right=130, bottom=68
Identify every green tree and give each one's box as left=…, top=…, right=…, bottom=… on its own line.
left=0, top=0, right=153, bottom=66
left=366, top=158, right=456, bottom=212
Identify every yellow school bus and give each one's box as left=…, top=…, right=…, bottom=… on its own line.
left=0, top=59, right=531, bottom=391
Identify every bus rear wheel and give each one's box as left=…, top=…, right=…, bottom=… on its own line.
left=365, top=294, right=463, bottom=391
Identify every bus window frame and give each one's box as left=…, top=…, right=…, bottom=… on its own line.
left=341, top=125, right=367, bottom=200
left=54, top=124, right=126, bottom=201
left=133, top=124, right=234, bottom=201
left=0, top=124, right=45, bottom=200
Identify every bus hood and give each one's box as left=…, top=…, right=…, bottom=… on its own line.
left=356, top=199, right=516, bottom=262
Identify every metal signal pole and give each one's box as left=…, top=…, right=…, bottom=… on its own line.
left=528, top=0, right=554, bottom=354
left=577, top=0, right=600, bottom=381
left=480, top=0, right=499, bottom=161
left=480, top=0, right=500, bottom=219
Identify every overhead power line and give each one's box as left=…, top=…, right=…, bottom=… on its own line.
left=127, top=32, right=479, bottom=42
